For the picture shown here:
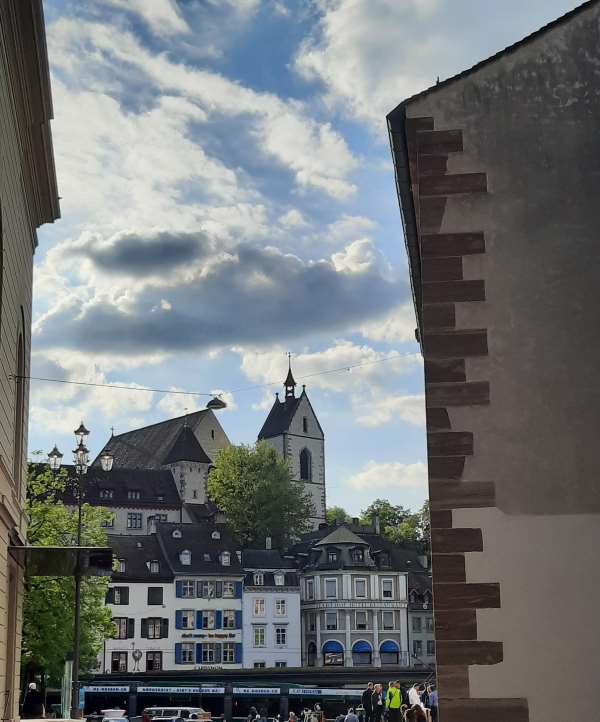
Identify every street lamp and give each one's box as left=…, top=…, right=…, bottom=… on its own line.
left=48, top=423, right=113, bottom=719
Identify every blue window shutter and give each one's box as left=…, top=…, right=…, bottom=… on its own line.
left=196, top=611, right=203, bottom=629
left=235, top=581, right=242, bottom=598
left=175, top=610, right=183, bottom=629
left=175, top=581, right=183, bottom=598
left=235, top=643, right=242, bottom=664
left=215, top=610, right=222, bottom=629
left=196, top=643, right=203, bottom=664
left=175, top=643, right=182, bottom=664
left=235, top=610, right=242, bottom=629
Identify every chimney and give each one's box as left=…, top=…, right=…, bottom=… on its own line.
left=265, top=536, right=272, bottom=550
left=374, top=514, right=381, bottom=535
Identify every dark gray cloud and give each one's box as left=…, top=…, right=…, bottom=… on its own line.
left=35, top=231, right=408, bottom=356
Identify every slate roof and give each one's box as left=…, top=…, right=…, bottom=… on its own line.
left=109, top=534, right=173, bottom=582
left=55, top=464, right=180, bottom=509
left=243, top=548, right=297, bottom=569
left=93, top=410, right=211, bottom=469
left=258, top=395, right=301, bottom=440
left=156, top=522, right=244, bottom=575
left=163, top=425, right=212, bottom=465
left=184, top=501, right=220, bottom=523
left=243, top=571, right=299, bottom=587
left=315, top=526, right=369, bottom=547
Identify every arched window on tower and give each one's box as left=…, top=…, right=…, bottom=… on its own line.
left=300, top=448, right=312, bottom=481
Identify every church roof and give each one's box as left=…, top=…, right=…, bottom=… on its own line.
left=284, top=367, right=296, bottom=388
left=93, top=409, right=211, bottom=469
left=257, top=395, right=302, bottom=440
left=315, top=525, right=369, bottom=546
left=162, top=424, right=212, bottom=465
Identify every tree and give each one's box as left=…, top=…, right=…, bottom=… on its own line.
left=22, top=465, right=114, bottom=686
left=208, top=442, right=314, bottom=547
left=326, top=506, right=353, bottom=525
left=361, top=497, right=431, bottom=552
left=360, top=499, right=411, bottom=532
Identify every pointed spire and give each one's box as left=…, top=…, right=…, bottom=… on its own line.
left=284, top=352, right=296, bottom=399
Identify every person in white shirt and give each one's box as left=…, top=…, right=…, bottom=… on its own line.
left=408, top=685, right=425, bottom=709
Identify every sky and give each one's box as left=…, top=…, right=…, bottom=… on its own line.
left=31, top=0, right=582, bottom=516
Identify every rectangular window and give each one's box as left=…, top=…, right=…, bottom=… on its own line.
left=425, top=617, right=434, bottom=633
left=127, top=490, right=141, bottom=500
left=324, top=579, right=337, bottom=599
left=202, top=611, right=215, bottom=629
left=253, top=572, right=264, bottom=586
left=113, top=618, right=128, bottom=640
left=302, top=417, right=308, bottom=433
left=275, top=627, right=287, bottom=646
left=111, top=652, right=127, bottom=672
left=147, top=618, right=163, bottom=639
left=382, top=611, right=394, bottom=630
left=199, top=581, right=215, bottom=598
left=306, top=579, right=314, bottom=600
left=149, top=560, right=159, bottom=574
left=155, top=513, right=168, bottom=522
left=352, top=548, right=364, bottom=562
left=325, top=611, right=337, bottom=630
left=148, top=587, right=163, bottom=605
left=355, top=578, right=367, bottom=598
left=412, top=616, right=422, bottom=633
left=254, top=598, right=265, bottom=616
left=427, top=640, right=436, bottom=656
left=327, top=550, right=338, bottom=563
left=117, top=559, right=126, bottom=574
left=308, top=612, right=316, bottom=632
left=202, top=643, right=217, bottom=663
left=253, top=626, right=266, bottom=647
left=100, top=489, right=113, bottom=500
left=223, top=610, right=236, bottom=629
left=356, top=610, right=368, bottom=630
left=382, top=579, right=394, bottom=599
left=254, top=662, right=266, bottom=668
left=222, top=643, right=235, bottom=663
left=146, top=652, right=162, bottom=671
left=181, top=610, right=195, bottom=629
left=127, top=512, right=142, bottom=529
left=413, top=640, right=423, bottom=657
left=223, top=581, right=235, bottom=598
left=101, top=518, right=114, bottom=528
left=181, top=643, right=194, bottom=663
left=112, top=587, right=129, bottom=605
left=182, top=581, right=195, bottom=598
left=275, top=599, right=286, bottom=616
left=275, top=661, right=287, bottom=668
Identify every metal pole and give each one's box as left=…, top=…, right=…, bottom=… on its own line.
left=71, top=470, right=83, bottom=719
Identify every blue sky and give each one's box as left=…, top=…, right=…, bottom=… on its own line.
left=32, top=0, right=582, bottom=516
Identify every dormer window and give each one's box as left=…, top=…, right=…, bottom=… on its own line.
left=127, top=490, right=141, bottom=500
left=180, top=549, right=191, bottom=565
left=351, top=548, right=364, bottom=562
left=221, top=551, right=231, bottom=566
left=99, top=489, right=113, bottom=500
left=327, top=549, right=338, bottom=563
left=274, top=574, right=284, bottom=586
left=379, top=552, right=390, bottom=567
left=203, top=553, right=211, bottom=561
left=172, top=529, right=182, bottom=539
left=117, top=559, right=126, bottom=573
left=212, top=530, right=221, bottom=540
left=149, top=560, right=159, bottom=574
left=254, top=572, right=264, bottom=586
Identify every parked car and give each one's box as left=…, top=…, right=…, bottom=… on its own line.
left=143, top=707, right=211, bottom=722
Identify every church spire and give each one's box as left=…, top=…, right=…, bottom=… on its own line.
left=284, top=352, right=296, bottom=399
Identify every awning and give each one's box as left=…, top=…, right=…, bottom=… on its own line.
left=9, top=546, right=113, bottom=576
left=322, top=640, right=344, bottom=654
left=352, top=640, right=372, bottom=653
left=380, top=640, right=400, bottom=653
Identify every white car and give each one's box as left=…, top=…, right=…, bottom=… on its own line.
left=143, top=707, right=211, bottom=722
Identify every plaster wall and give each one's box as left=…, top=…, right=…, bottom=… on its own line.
left=242, top=589, right=301, bottom=668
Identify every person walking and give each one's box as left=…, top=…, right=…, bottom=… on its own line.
left=384, top=681, right=402, bottom=722
left=371, top=684, right=384, bottom=722
left=361, top=682, right=374, bottom=722
left=22, top=683, right=44, bottom=719
left=427, top=687, right=437, bottom=722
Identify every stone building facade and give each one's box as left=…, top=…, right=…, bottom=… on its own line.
left=0, top=1, right=59, bottom=718
left=388, top=2, right=600, bottom=719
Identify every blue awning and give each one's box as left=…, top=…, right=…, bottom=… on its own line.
left=352, top=640, right=372, bottom=653
left=323, top=640, right=344, bottom=653
left=380, top=640, right=400, bottom=653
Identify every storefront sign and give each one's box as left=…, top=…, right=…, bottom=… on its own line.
left=289, top=689, right=363, bottom=697
left=200, top=687, right=225, bottom=695
left=83, top=686, right=130, bottom=694
left=233, top=688, right=280, bottom=696
left=138, top=687, right=202, bottom=694
left=181, top=633, right=237, bottom=639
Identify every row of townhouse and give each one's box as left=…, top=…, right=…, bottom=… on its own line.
left=102, top=520, right=431, bottom=672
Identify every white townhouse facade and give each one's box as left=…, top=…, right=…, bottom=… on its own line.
left=242, top=547, right=301, bottom=669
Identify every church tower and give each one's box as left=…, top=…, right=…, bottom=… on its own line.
left=258, top=360, right=326, bottom=527
left=162, top=422, right=213, bottom=504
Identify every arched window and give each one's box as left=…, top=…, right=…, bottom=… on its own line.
left=221, top=551, right=231, bottom=566
left=299, top=448, right=311, bottom=481
left=180, top=549, right=191, bottom=565
left=352, top=640, right=372, bottom=666
left=13, top=327, right=25, bottom=490
left=307, top=642, right=317, bottom=667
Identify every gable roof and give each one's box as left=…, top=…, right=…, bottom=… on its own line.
left=109, top=534, right=173, bottom=582
left=315, top=525, right=368, bottom=546
left=258, top=395, right=301, bottom=440
left=156, top=522, right=244, bottom=575
left=243, top=548, right=297, bottom=569
left=93, top=409, right=211, bottom=469
left=163, top=424, right=212, bottom=465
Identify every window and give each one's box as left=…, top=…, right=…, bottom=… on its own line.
left=254, top=662, right=266, bottom=668
left=113, top=618, right=128, bottom=639
left=412, top=616, right=422, bottom=633
left=192, top=490, right=198, bottom=499
left=111, top=587, right=129, bottom=605
left=202, top=643, right=217, bottom=663
left=101, top=517, right=114, bottom=528
left=212, top=530, right=221, bottom=540
left=352, top=548, right=364, bottom=562
left=253, top=572, right=264, bottom=585
left=382, top=611, right=394, bottom=630
left=199, top=581, right=215, bottom=598
left=181, top=643, right=194, bottom=663
left=155, top=513, right=168, bottom=522
left=253, top=626, right=266, bottom=647
left=306, top=579, right=314, bottom=600
left=302, top=416, right=308, bottom=433
left=181, top=610, right=195, bottom=629
left=146, top=652, right=162, bottom=671
left=382, top=579, right=394, bottom=599
left=307, top=642, right=317, bottom=667
left=201, top=610, right=215, bottom=629
left=111, top=652, right=127, bottom=672
left=254, top=599, right=265, bottom=617
left=181, top=580, right=195, bottom=598
left=148, top=587, right=163, bottom=605
left=223, top=581, right=235, bottom=598
left=221, top=551, right=231, bottom=566
left=356, top=611, right=369, bottom=630
left=299, top=448, right=311, bottom=480
left=426, top=617, right=434, bottom=633
left=308, top=613, right=316, bottom=632
left=149, top=560, right=159, bottom=574
left=274, top=574, right=284, bottom=586
left=325, top=611, right=337, bottom=630
left=275, top=599, right=286, bottom=616
left=211, top=429, right=215, bottom=440
left=355, top=578, right=367, bottom=598
left=327, top=549, right=338, bottom=563
left=275, top=627, right=287, bottom=646
left=352, top=647, right=372, bottom=666
left=427, top=640, right=436, bottom=656
left=100, top=489, right=114, bottom=500
left=275, top=661, right=287, bottom=668
left=223, top=610, right=236, bottom=629
left=117, top=559, right=126, bottom=573
left=223, top=643, right=235, bottom=663
left=147, top=618, right=163, bottom=639
left=180, top=550, right=191, bottom=565
left=127, top=512, right=142, bottom=529
left=413, top=640, right=423, bottom=657
left=203, top=553, right=211, bottom=561
left=324, top=579, right=337, bottom=599
left=128, top=490, right=141, bottom=500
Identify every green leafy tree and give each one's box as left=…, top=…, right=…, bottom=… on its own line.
left=326, top=506, right=353, bottom=525
left=361, top=498, right=431, bottom=552
left=22, top=465, right=114, bottom=685
left=208, top=442, right=313, bottom=547
left=360, top=499, right=411, bottom=532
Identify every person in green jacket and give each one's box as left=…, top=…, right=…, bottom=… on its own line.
left=385, top=681, right=402, bottom=722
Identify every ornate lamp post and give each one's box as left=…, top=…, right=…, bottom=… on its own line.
left=48, top=423, right=113, bottom=719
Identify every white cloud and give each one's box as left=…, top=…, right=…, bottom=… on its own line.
left=347, top=460, right=428, bottom=490
left=279, top=209, right=308, bottom=228
left=156, top=389, right=205, bottom=418
left=104, top=0, right=189, bottom=36
left=359, top=303, right=417, bottom=344
left=324, top=214, right=377, bottom=244
left=355, top=393, right=425, bottom=427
